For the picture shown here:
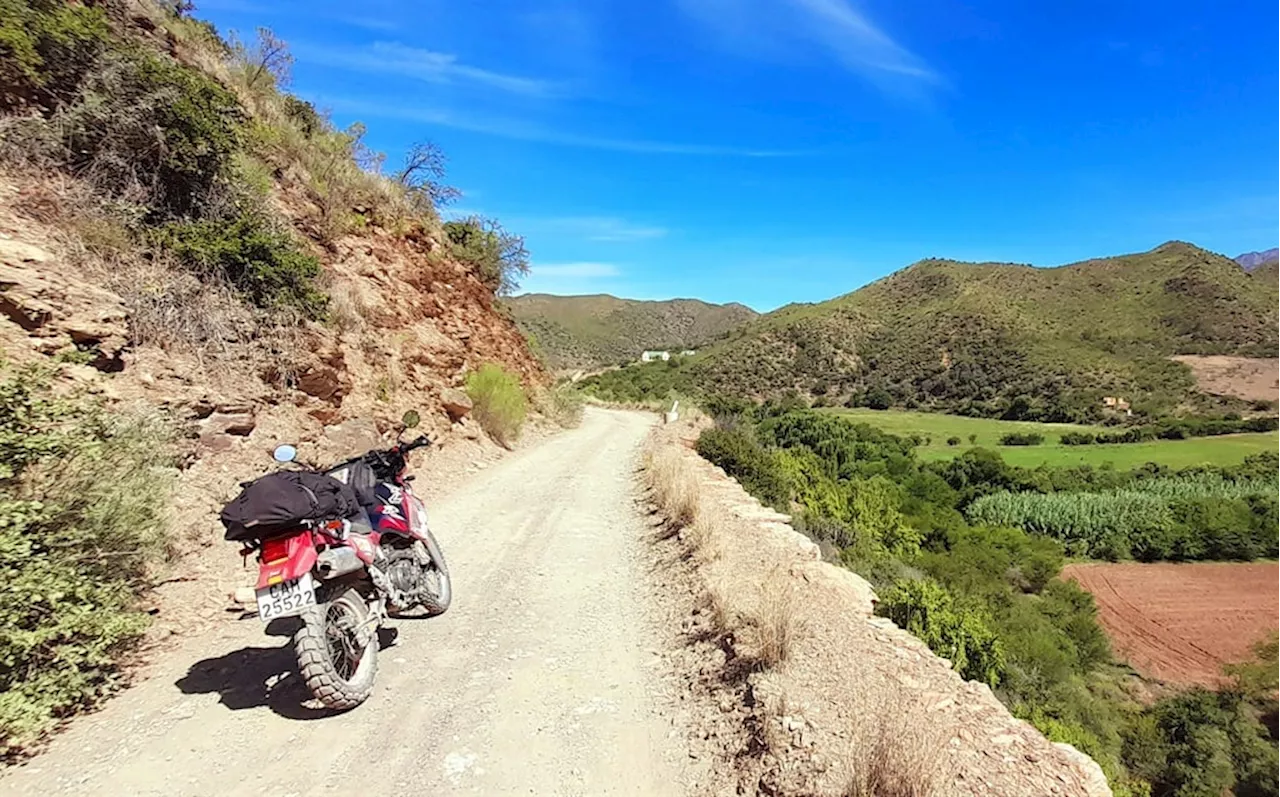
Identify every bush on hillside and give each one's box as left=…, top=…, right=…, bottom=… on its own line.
left=153, top=211, right=325, bottom=314
left=0, top=0, right=111, bottom=112
left=0, top=367, right=176, bottom=754
left=878, top=578, right=1004, bottom=687
left=3, top=39, right=245, bottom=220
left=579, top=360, right=693, bottom=405
left=466, top=364, right=527, bottom=446
left=946, top=435, right=961, bottom=446
left=444, top=216, right=529, bottom=296
left=1129, top=688, right=1279, bottom=797
left=695, top=425, right=792, bottom=510
left=394, top=141, right=460, bottom=211
left=864, top=386, right=893, bottom=410
left=1222, top=631, right=1279, bottom=702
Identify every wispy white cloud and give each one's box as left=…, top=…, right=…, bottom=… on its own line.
left=519, top=262, right=625, bottom=295
left=532, top=262, right=621, bottom=278
left=680, top=0, right=937, bottom=90
left=330, top=16, right=403, bottom=33
left=520, top=216, right=668, bottom=242
left=320, top=97, right=800, bottom=157
left=791, top=0, right=935, bottom=80
left=299, top=42, right=561, bottom=97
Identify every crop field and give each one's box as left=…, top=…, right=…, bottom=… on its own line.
left=1062, top=562, right=1279, bottom=686
left=825, top=408, right=1278, bottom=469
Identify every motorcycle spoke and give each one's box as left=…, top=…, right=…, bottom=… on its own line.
left=324, top=601, right=364, bottom=681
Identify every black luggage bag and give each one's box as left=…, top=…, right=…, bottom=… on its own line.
left=220, top=471, right=361, bottom=542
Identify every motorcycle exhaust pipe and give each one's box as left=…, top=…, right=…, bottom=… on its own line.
left=316, top=546, right=364, bottom=579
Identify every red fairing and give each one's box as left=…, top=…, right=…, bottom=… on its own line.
left=404, top=493, right=430, bottom=541
left=346, top=532, right=380, bottom=565
left=256, top=532, right=318, bottom=589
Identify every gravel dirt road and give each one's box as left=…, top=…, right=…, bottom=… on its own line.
left=1, top=408, right=691, bottom=796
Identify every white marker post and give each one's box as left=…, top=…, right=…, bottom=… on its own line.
left=664, top=400, right=679, bottom=424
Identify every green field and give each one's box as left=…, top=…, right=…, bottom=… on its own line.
left=825, top=408, right=1278, bottom=469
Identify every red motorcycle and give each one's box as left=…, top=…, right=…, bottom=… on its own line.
left=222, top=411, right=451, bottom=710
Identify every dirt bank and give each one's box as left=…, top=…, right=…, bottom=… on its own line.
left=640, top=416, right=1113, bottom=797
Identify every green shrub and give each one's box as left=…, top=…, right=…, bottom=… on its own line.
left=999, top=432, right=1045, bottom=446
left=0, top=367, right=176, bottom=754
left=56, top=47, right=243, bottom=219
left=466, top=364, right=527, bottom=445
left=1133, top=688, right=1278, bottom=797
left=946, top=435, right=961, bottom=446
left=444, top=216, right=529, bottom=295
left=1222, top=631, right=1279, bottom=701
left=154, top=211, right=325, bottom=314
left=878, top=578, right=1005, bottom=687
left=851, top=475, right=921, bottom=556
left=695, top=425, right=792, bottom=510
left=0, top=0, right=111, bottom=112
left=281, top=95, right=320, bottom=137
left=864, top=386, right=892, bottom=410
left=579, top=360, right=692, bottom=404
left=1060, top=431, right=1096, bottom=446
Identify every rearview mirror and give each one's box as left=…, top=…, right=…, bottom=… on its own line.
left=272, top=444, right=297, bottom=463
left=402, top=410, right=421, bottom=429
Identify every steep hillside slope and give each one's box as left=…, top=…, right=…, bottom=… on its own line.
left=508, top=293, right=757, bottom=370
left=0, top=0, right=545, bottom=751
left=690, top=242, right=1278, bottom=418
left=1244, top=260, right=1280, bottom=287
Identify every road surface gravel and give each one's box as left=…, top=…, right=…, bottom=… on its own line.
left=0, top=408, right=690, bottom=796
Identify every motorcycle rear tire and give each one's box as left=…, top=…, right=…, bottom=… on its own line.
left=295, top=585, right=378, bottom=710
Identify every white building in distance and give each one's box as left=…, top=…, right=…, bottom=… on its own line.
left=640, top=349, right=696, bottom=362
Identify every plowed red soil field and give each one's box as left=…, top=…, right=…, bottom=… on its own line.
left=1062, top=562, right=1279, bottom=686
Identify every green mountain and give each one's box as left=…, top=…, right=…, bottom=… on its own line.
left=684, top=242, right=1278, bottom=419
left=507, top=293, right=758, bottom=370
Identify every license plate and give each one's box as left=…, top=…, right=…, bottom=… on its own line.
left=256, top=573, right=316, bottom=621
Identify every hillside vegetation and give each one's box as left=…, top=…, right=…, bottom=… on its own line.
left=693, top=404, right=1279, bottom=796
left=508, top=293, right=757, bottom=370
left=680, top=243, right=1278, bottom=420
left=0, top=0, right=545, bottom=753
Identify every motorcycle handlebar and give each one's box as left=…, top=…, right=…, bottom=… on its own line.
left=399, top=435, right=432, bottom=453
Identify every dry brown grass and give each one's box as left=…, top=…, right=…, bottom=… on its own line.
left=644, top=446, right=701, bottom=529
left=841, top=690, right=956, bottom=797
left=685, top=515, right=725, bottom=564
left=738, top=568, right=806, bottom=670
left=701, top=569, right=736, bottom=634
left=1, top=169, right=316, bottom=387
left=531, top=384, right=585, bottom=429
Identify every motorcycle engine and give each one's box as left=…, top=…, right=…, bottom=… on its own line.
left=387, top=557, right=422, bottom=594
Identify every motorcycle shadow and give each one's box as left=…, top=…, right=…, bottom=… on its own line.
left=174, top=619, right=399, bottom=721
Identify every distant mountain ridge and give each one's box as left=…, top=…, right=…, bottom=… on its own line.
left=679, top=241, right=1278, bottom=419
left=507, top=293, right=758, bottom=370
left=1235, top=248, right=1279, bottom=271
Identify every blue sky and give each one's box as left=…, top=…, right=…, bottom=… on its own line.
left=197, top=0, right=1278, bottom=311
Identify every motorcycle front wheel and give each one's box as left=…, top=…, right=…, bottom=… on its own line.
left=418, top=529, right=452, bottom=617
left=385, top=532, right=452, bottom=618
left=294, top=585, right=378, bottom=710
